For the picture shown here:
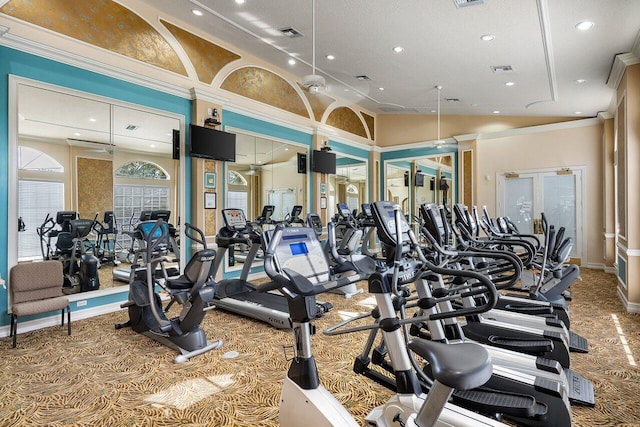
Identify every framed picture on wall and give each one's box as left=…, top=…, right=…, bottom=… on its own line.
left=204, top=192, right=216, bottom=209
left=204, top=172, right=216, bottom=189
left=320, top=197, right=327, bottom=209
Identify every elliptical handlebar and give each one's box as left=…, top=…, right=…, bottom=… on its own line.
left=184, top=222, right=207, bottom=248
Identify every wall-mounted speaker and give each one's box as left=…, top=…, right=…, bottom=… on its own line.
left=297, top=153, right=307, bottom=174
left=172, top=129, right=180, bottom=160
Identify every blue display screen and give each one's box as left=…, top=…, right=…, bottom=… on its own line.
left=289, top=242, right=308, bottom=255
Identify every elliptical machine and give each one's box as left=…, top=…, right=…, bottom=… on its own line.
left=259, top=211, right=506, bottom=426
left=115, top=220, right=222, bottom=363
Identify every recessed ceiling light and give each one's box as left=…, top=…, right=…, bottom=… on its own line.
left=284, top=148, right=289, bottom=151
left=574, top=111, right=582, bottom=115
left=74, top=132, right=81, bottom=136
left=89, top=118, right=97, bottom=122
left=431, top=110, right=437, bottom=113
left=480, top=34, right=495, bottom=41
left=191, top=9, right=203, bottom=16
left=288, top=58, right=296, bottom=65
left=150, top=144, right=156, bottom=148
left=492, top=110, right=500, bottom=114
left=505, top=81, right=515, bottom=86
left=326, top=54, right=335, bottom=60
left=379, top=87, right=385, bottom=91
left=393, top=46, right=404, bottom=53
left=235, top=0, right=245, bottom=4
left=575, top=21, right=594, bottom=31
left=575, top=79, right=587, bottom=84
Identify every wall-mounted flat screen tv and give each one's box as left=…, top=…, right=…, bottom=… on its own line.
left=312, top=150, right=336, bottom=174
left=189, top=124, right=236, bottom=162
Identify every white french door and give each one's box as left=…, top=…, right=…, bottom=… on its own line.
left=497, top=168, right=584, bottom=261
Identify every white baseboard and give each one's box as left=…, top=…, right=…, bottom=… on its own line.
left=617, top=286, right=640, bottom=314
left=586, top=263, right=605, bottom=270
left=604, top=266, right=617, bottom=274
left=0, top=302, right=124, bottom=338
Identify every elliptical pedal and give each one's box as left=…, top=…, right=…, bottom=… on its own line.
left=564, top=368, right=596, bottom=407
left=487, top=336, right=554, bottom=353
left=452, top=388, right=541, bottom=418
left=569, top=330, right=589, bottom=353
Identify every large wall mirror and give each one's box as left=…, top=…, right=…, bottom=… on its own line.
left=9, top=77, right=186, bottom=296
left=326, top=155, right=368, bottom=219
left=384, top=153, right=454, bottom=228
left=223, top=128, right=309, bottom=274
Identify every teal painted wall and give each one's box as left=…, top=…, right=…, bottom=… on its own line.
left=0, top=46, right=192, bottom=326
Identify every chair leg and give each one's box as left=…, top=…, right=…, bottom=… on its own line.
left=12, top=314, right=17, bottom=348
left=67, top=306, right=71, bottom=336
left=61, top=309, right=65, bottom=326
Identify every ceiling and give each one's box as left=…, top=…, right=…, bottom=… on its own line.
left=139, top=0, right=640, bottom=117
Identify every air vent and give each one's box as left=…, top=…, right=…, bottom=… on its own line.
left=453, top=0, right=484, bottom=8
left=355, top=75, right=371, bottom=81
left=445, top=98, right=460, bottom=103
left=491, top=65, right=513, bottom=73
left=379, top=106, right=419, bottom=113
left=125, top=124, right=140, bottom=131
left=278, top=27, right=303, bottom=37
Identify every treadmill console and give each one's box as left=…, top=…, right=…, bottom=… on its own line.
left=361, top=203, right=372, bottom=218
left=370, top=201, right=411, bottom=246
left=290, top=205, right=303, bottom=218
left=271, top=227, right=334, bottom=295
left=337, top=203, right=351, bottom=218
left=306, top=213, right=324, bottom=236
left=222, top=208, right=248, bottom=231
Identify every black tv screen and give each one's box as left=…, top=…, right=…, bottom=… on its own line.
left=312, top=150, right=336, bottom=174
left=189, top=124, right=236, bottom=162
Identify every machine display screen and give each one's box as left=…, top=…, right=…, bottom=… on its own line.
left=362, top=204, right=371, bottom=216
left=289, top=242, right=309, bottom=255
left=224, top=209, right=246, bottom=228
left=338, top=203, right=350, bottom=217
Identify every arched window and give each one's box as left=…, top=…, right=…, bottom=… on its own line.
left=115, top=161, right=169, bottom=179
left=228, top=170, right=248, bottom=186
left=227, top=170, right=249, bottom=214
left=18, top=146, right=64, bottom=172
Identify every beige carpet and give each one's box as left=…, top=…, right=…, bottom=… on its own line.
left=1, top=268, right=639, bottom=426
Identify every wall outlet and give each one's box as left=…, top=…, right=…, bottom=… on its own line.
left=77, top=300, right=87, bottom=307
left=207, top=108, right=213, bottom=116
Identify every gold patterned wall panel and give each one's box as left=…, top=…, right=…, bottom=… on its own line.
left=204, top=160, right=217, bottom=236
left=462, top=150, right=473, bottom=206
left=0, top=0, right=187, bottom=75
left=221, top=67, right=309, bottom=118
left=361, top=112, right=375, bottom=140
left=77, top=157, right=113, bottom=220
left=299, top=85, right=334, bottom=122
left=326, top=107, right=367, bottom=138
left=160, top=20, right=240, bottom=84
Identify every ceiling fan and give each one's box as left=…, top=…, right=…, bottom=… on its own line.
left=430, top=85, right=457, bottom=149
left=301, top=0, right=326, bottom=94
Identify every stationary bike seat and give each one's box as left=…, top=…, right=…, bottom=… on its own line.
left=408, top=339, right=492, bottom=391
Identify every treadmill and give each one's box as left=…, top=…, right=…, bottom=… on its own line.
left=212, top=208, right=332, bottom=329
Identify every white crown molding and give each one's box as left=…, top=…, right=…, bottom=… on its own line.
left=454, top=133, right=479, bottom=142
left=378, top=137, right=458, bottom=153
left=476, top=117, right=601, bottom=141
left=597, top=111, right=613, bottom=121
left=224, top=101, right=315, bottom=136
left=0, top=24, right=193, bottom=99
left=189, top=87, right=230, bottom=105
left=607, top=52, right=640, bottom=89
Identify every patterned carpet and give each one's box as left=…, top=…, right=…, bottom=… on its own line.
left=1, top=268, right=639, bottom=426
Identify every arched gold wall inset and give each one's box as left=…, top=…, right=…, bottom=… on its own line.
left=221, top=67, right=309, bottom=118
left=161, top=19, right=240, bottom=84
left=0, top=0, right=187, bottom=76
left=326, top=106, right=368, bottom=138
left=361, top=111, right=375, bottom=140
left=299, top=85, right=335, bottom=122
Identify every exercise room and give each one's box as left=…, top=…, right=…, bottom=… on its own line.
left=0, top=1, right=639, bottom=426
